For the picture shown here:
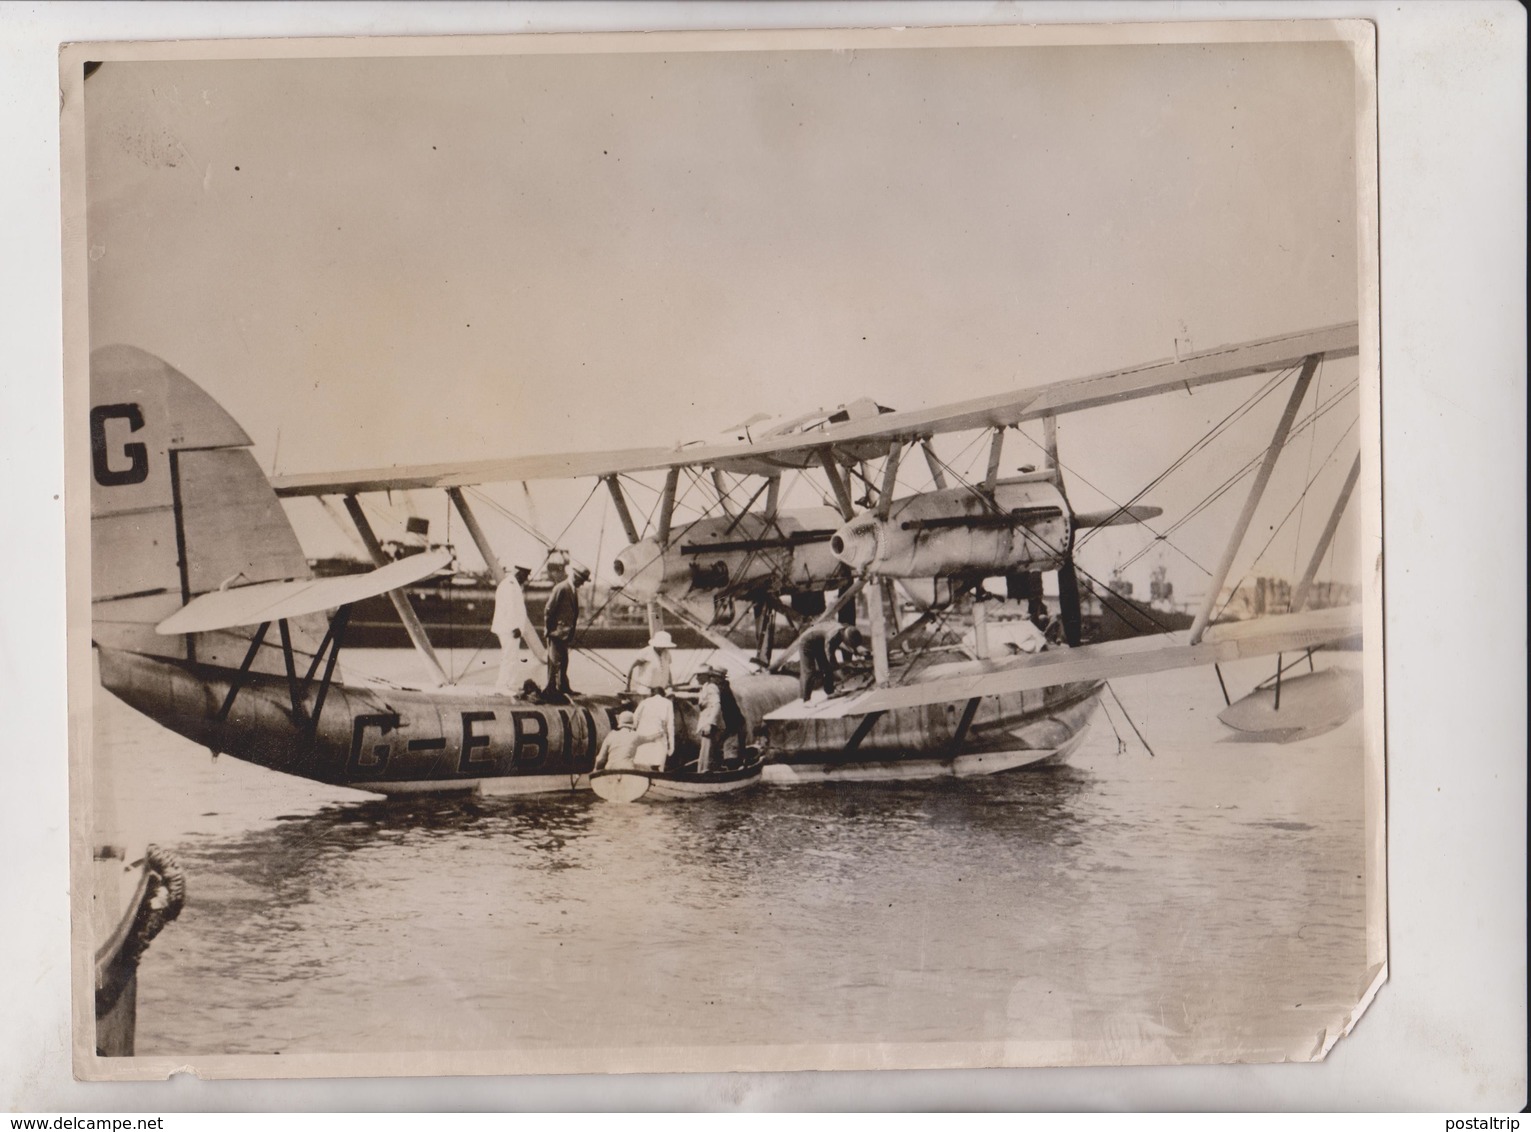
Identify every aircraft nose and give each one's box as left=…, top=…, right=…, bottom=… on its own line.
left=611, top=539, right=665, bottom=601
left=829, top=518, right=881, bottom=570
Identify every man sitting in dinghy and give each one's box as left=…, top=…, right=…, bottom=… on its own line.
left=594, top=711, right=641, bottom=772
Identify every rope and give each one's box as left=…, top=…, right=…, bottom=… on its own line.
left=1104, top=681, right=1155, bottom=757
left=1097, top=684, right=1129, bottom=755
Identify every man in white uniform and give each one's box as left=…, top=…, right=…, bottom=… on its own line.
left=694, top=665, right=724, bottom=774
left=492, top=565, right=545, bottom=694
left=631, top=688, right=675, bottom=772
left=627, top=630, right=675, bottom=696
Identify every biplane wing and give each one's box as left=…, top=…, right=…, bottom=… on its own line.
left=765, top=604, right=1363, bottom=720
left=270, top=322, right=1359, bottom=497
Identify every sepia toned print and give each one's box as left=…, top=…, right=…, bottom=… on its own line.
left=62, top=22, right=1383, bottom=1080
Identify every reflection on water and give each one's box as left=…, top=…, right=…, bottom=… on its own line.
left=94, top=653, right=1373, bottom=1064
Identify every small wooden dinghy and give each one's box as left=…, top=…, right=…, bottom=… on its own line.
left=590, top=761, right=763, bottom=803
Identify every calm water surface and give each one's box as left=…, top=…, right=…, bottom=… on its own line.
left=91, top=649, right=1374, bottom=1064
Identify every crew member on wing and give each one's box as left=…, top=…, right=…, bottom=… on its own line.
left=492, top=564, right=546, bottom=695
left=627, top=630, right=675, bottom=696
left=797, top=622, right=865, bottom=702
left=542, top=564, right=590, bottom=700
left=594, top=711, right=641, bottom=772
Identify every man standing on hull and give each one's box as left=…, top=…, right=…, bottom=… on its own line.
left=543, top=564, right=590, bottom=701
left=492, top=564, right=545, bottom=694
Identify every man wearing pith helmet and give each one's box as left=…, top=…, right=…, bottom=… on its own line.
left=628, top=629, right=676, bottom=696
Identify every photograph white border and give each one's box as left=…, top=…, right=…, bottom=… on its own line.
left=4, top=0, right=1524, bottom=1112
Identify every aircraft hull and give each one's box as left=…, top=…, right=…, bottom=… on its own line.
left=761, top=681, right=1100, bottom=783
left=97, top=647, right=1096, bottom=796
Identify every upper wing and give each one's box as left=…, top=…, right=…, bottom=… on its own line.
left=270, top=321, right=1359, bottom=498
left=764, top=604, right=1363, bottom=720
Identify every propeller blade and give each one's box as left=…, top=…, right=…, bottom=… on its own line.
left=1056, top=554, right=1084, bottom=647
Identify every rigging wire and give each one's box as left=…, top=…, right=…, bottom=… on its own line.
left=1104, top=681, right=1155, bottom=757
left=1211, top=412, right=1361, bottom=623
left=1074, top=363, right=1297, bottom=552
left=1113, top=377, right=1360, bottom=575
left=1013, top=427, right=1215, bottom=579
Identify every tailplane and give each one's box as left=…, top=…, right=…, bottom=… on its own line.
left=90, top=346, right=320, bottom=669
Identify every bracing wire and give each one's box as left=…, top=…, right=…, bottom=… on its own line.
left=1211, top=412, right=1361, bottom=623
left=1074, top=364, right=1296, bottom=552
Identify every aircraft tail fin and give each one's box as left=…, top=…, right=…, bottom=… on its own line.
left=89, top=345, right=321, bottom=669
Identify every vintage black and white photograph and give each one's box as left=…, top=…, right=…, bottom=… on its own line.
left=64, top=22, right=1383, bottom=1079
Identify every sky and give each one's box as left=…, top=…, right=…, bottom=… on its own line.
left=84, top=35, right=1365, bottom=600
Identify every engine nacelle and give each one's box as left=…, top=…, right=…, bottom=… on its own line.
left=612, top=506, right=846, bottom=603
left=828, top=477, right=1072, bottom=579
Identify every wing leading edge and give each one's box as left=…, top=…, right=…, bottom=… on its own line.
left=270, top=321, right=1360, bottom=498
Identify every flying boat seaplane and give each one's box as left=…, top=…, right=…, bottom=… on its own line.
left=89, top=321, right=1365, bottom=804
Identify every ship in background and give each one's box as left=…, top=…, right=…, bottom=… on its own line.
left=308, top=523, right=713, bottom=650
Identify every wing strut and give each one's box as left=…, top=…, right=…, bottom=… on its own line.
left=341, top=494, right=450, bottom=686
left=818, top=448, right=856, bottom=521
left=1042, top=414, right=1061, bottom=484
left=866, top=580, right=891, bottom=685
left=1291, top=452, right=1362, bottom=613
left=711, top=470, right=737, bottom=519
left=876, top=441, right=903, bottom=520
left=655, top=468, right=681, bottom=546
left=1188, top=355, right=1320, bottom=644
left=1041, top=411, right=1081, bottom=645
left=921, top=438, right=947, bottom=490
left=983, top=427, right=1007, bottom=490
left=603, top=476, right=642, bottom=545
left=446, top=487, right=505, bottom=584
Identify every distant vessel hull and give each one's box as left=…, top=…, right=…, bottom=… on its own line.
left=334, top=585, right=713, bottom=650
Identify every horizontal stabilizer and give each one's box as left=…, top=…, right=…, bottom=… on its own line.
left=766, top=604, right=1363, bottom=719
left=156, top=549, right=453, bottom=635
left=1073, top=504, right=1164, bottom=529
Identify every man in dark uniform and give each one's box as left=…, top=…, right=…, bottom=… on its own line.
left=797, top=622, right=864, bottom=701
left=542, top=564, right=590, bottom=699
